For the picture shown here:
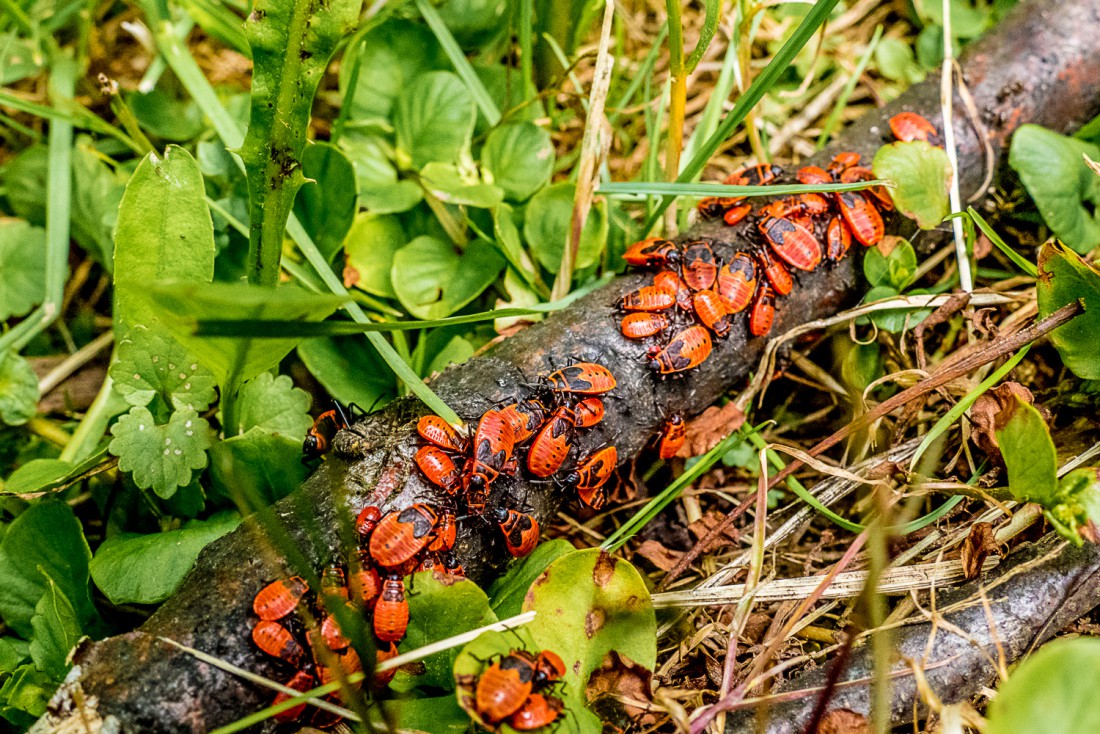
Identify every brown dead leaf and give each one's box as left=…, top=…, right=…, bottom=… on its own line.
left=875, top=235, right=905, bottom=257
left=688, top=510, right=740, bottom=549
left=342, top=265, right=360, bottom=289
left=960, top=522, right=998, bottom=580
left=586, top=651, right=655, bottom=726
left=635, top=540, right=683, bottom=572
left=741, top=612, right=772, bottom=645
left=679, top=402, right=745, bottom=458
left=974, top=232, right=993, bottom=260
left=970, top=382, right=1034, bottom=462
left=818, top=708, right=870, bottom=734
left=865, top=460, right=905, bottom=481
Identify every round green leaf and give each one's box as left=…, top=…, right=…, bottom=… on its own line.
left=0, top=351, right=39, bottom=426
left=338, top=20, right=446, bottom=122
left=345, top=213, right=406, bottom=298
left=110, top=330, right=217, bottom=411
left=1036, top=242, right=1100, bottom=379
left=394, top=71, right=476, bottom=169
left=0, top=220, right=46, bottom=321
left=872, top=141, right=951, bottom=229
left=987, top=638, right=1100, bottom=734
left=339, top=134, right=424, bottom=214
left=89, top=512, right=240, bottom=605
left=391, top=236, right=505, bottom=320
left=108, top=406, right=213, bottom=499
left=294, top=142, right=358, bottom=263
left=481, top=122, right=555, bottom=202
left=874, top=37, right=925, bottom=83
left=524, top=183, right=607, bottom=274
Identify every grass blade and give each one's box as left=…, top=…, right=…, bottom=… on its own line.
left=600, top=179, right=891, bottom=198
left=965, top=207, right=1038, bottom=277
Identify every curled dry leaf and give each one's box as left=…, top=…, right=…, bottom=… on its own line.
left=585, top=650, right=656, bottom=726
left=635, top=539, right=683, bottom=573
left=688, top=510, right=741, bottom=550
left=970, top=382, right=1035, bottom=462
left=960, top=522, right=1000, bottom=580
left=678, top=402, right=746, bottom=458
left=818, top=708, right=870, bottom=734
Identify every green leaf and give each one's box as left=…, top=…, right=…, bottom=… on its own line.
left=231, top=372, right=312, bottom=438
left=0, top=351, right=39, bottom=426
left=239, top=0, right=362, bottom=286
left=486, top=538, right=574, bottom=619
left=996, top=396, right=1057, bottom=505
left=420, top=162, right=505, bottom=208
left=29, top=577, right=81, bottom=679
left=3, top=446, right=110, bottom=497
left=339, top=134, right=425, bottom=213
left=344, top=213, right=405, bottom=298
left=522, top=549, right=656, bottom=700
left=1009, top=125, right=1100, bottom=253
left=874, top=37, right=925, bottom=83
left=872, top=141, right=952, bottom=229
left=915, top=0, right=991, bottom=38
left=208, top=429, right=310, bottom=506
left=377, top=695, right=470, bottom=733
left=1047, top=468, right=1100, bottom=545
left=113, top=146, right=215, bottom=339
left=0, top=664, right=54, bottom=727
left=293, top=142, right=358, bottom=263
left=0, top=37, right=42, bottom=85
left=394, top=71, right=476, bottom=169
left=146, top=281, right=344, bottom=388
left=481, top=122, right=555, bottom=202
left=392, top=237, right=505, bottom=319
left=434, top=0, right=508, bottom=48
left=108, top=406, right=213, bottom=499
left=0, top=501, right=94, bottom=638
left=425, top=335, right=475, bottom=377
left=110, top=329, right=218, bottom=411
left=0, top=638, right=29, bottom=673
left=987, top=638, right=1100, bottom=734
left=89, top=512, right=240, bottom=605
left=128, top=88, right=206, bottom=142
left=1036, top=242, right=1100, bottom=379
left=297, top=336, right=397, bottom=409
left=524, top=182, right=607, bottom=273
left=338, top=20, right=446, bottom=122
left=395, top=572, right=496, bottom=691
left=70, top=140, right=127, bottom=269
left=0, top=220, right=46, bottom=320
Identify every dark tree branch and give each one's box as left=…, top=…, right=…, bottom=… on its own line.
left=36, top=0, right=1100, bottom=730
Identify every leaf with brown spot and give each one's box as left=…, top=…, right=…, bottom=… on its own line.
left=961, top=522, right=999, bottom=580
left=970, top=382, right=1034, bottom=463
left=635, top=540, right=683, bottom=572
left=819, top=708, right=870, bottom=734
left=679, top=402, right=746, bottom=458
left=586, top=651, right=655, bottom=726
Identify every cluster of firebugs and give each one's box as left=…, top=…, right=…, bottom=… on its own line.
left=618, top=111, right=942, bottom=371
left=258, top=112, right=941, bottom=728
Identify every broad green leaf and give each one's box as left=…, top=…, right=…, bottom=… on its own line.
left=239, top=0, right=362, bottom=286
left=0, top=664, right=54, bottom=727
left=995, top=397, right=1057, bottom=505
left=987, top=638, right=1100, bottom=734
left=113, top=146, right=215, bottom=339
left=0, top=638, right=29, bottom=673
left=110, top=329, right=218, bottom=411
left=3, top=146, right=47, bottom=226
left=0, top=220, right=46, bottom=320
left=293, top=142, right=358, bottom=263
left=436, top=0, right=508, bottom=48
left=3, top=446, right=110, bottom=497
left=522, top=549, right=656, bottom=700
left=0, top=501, right=94, bottom=638
left=108, top=406, right=213, bottom=499
left=29, top=577, right=81, bottom=679
left=128, top=88, right=206, bottom=142
left=145, top=281, right=344, bottom=388
left=481, top=122, right=555, bottom=202
left=872, top=141, right=951, bottom=229
left=344, top=212, right=406, bottom=298
left=208, top=428, right=310, bottom=506
left=339, top=134, right=424, bottom=213
left=487, top=538, right=574, bottom=619
left=70, top=140, right=126, bottom=269
left=376, top=695, right=469, bottom=733
left=425, top=335, right=474, bottom=377
left=392, top=236, right=505, bottom=320
left=231, top=372, right=312, bottom=439
left=394, top=71, right=476, bottom=169
left=915, top=0, right=991, bottom=38
left=862, top=285, right=931, bottom=333
left=1036, top=242, right=1100, bottom=379
left=874, top=37, right=925, bottom=83
left=338, top=20, right=446, bottom=122
left=0, top=37, right=41, bottom=85
left=863, top=238, right=917, bottom=290
left=420, top=162, right=504, bottom=208
left=524, top=182, right=607, bottom=273
left=297, top=336, right=397, bottom=409
left=89, top=512, right=240, bottom=605
left=394, top=572, right=496, bottom=690
left=0, top=351, right=39, bottom=426
left=1009, top=125, right=1100, bottom=253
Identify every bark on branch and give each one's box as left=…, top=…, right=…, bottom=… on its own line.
left=37, top=0, right=1100, bottom=730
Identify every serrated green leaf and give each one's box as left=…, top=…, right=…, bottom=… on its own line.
left=344, top=213, right=406, bottom=299
left=1036, top=242, right=1100, bottom=379
left=480, top=122, right=555, bottom=202
left=487, top=538, right=574, bottom=619
left=293, top=142, right=358, bottom=263
left=987, top=638, right=1100, bottom=734
left=392, top=237, right=505, bottom=319
left=297, top=336, right=397, bottom=409
left=394, top=71, right=476, bottom=169
left=420, top=162, right=504, bottom=208
left=89, top=512, right=240, bottom=605
left=109, top=406, right=212, bottom=499
left=110, top=330, right=217, bottom=411
left=208, top=428, right=310, bottom=506
left=0, top=501, right=94, bottom=638
left=0, top=351, right=39, bottom=426
left=338, top=20, right=447, bottom=122
left=113, top=146, right=215, bottom=339
left=996, top=396, right=1057, bottom=505
left=872, top=141, right=951, bottom=229
left=232, top=372, right=312, bottom=438
left=29, top=577, right=81, bottom=679
left=524, top=182, right=607, bottom=273
left=0, top=220, right=46, bottom=321
left=239, top=0, right=362, bottom=286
